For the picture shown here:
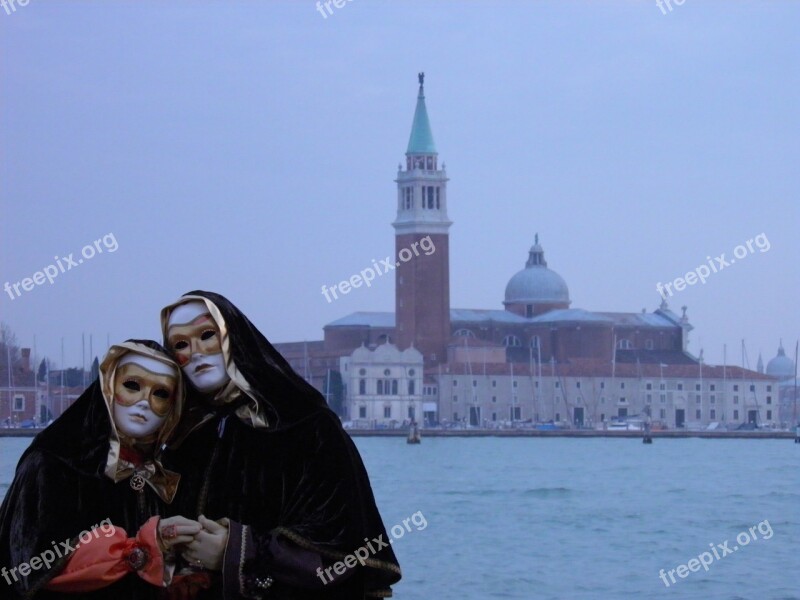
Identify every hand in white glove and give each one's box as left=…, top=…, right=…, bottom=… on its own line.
left=157, top=516, right=203, bottom=553
left=180, top=515, right=229, bottom=571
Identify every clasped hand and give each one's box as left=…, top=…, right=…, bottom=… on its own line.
left=158, top=515, right=229, bottom=571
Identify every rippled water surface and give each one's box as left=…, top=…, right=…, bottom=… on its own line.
left=2, top=436, right=798, bottom=599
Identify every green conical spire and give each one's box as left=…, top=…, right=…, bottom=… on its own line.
left=406, top=72, right=437, bottom=155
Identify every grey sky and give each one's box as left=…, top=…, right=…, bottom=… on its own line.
left=1, top=0, right=798, bottom=370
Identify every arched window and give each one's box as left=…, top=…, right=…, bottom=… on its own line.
left=617, top=339, right=633, bottom=350
left=530, top=336, right=540, bottom=349
left=359, top=379, right=366, bottom=395
left=503, top=335, right=522, bottom=347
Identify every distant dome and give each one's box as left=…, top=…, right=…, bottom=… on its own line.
left=504, top=236, right=570, bottom=306
left=766, top=342, right=795, bottom=380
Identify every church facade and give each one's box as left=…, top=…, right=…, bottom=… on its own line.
left=274, top=74, right=786, bottom=430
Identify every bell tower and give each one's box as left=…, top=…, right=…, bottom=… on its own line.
left=393, top=73, right=451, bottom=365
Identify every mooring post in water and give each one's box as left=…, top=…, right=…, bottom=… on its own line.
left=643, top=421, right=653, bottom=444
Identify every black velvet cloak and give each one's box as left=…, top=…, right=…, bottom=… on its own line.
left=160, top=291, right=401, bottom=600
left=0, top=341, right=183, bottom=600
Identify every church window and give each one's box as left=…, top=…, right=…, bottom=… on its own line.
left=502, top=335, right=521, bottom=347
left=384, top=406, right=392, bottom=418
left=359, top=379, right=366, bottom=394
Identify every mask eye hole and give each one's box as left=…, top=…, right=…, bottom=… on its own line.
left=153, top=388, right=172, bottom=400
left=173, top=340, right=189, bottom=350
left=200, top=329, right=217, bottom=341
left=122, top=379, right=140, bottom=392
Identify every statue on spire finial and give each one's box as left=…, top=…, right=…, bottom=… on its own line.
left=535, top=233, right=539, bottom=245
left=418, top=72, right=425, bottom=86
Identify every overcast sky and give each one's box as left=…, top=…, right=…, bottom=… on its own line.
left=1, top=0, right=798, bottom=370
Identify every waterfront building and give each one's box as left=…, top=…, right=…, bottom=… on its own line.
left=274, top=74, right=783, bottom=429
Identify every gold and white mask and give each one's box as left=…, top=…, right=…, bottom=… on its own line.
left=112, top=353, right=178, bottom=439
left=166, top=300, right=231, bottom=394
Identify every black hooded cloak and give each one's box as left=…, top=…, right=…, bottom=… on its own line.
left=161, top=291, right=401, bottom=600
left=0, top=340, right=182, bottom=600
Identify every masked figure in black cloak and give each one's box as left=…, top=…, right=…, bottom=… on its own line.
left=0, top=341, right=204, bottom=599
left=160, top=292, right=401, bottom=599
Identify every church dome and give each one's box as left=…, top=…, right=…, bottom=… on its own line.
left=766, top=342, right=795, bottom=380
left=504, top=236, right=571, bottom=306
